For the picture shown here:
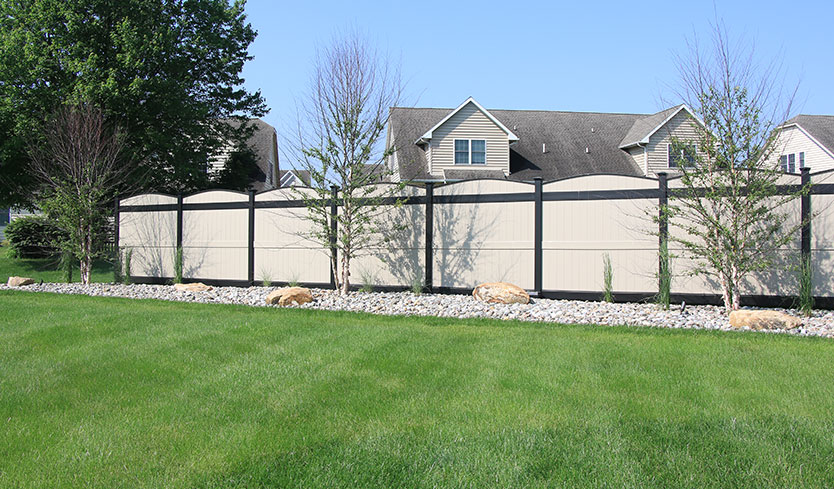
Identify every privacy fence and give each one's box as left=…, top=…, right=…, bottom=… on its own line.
left=117, top=170, right=834, bottom=307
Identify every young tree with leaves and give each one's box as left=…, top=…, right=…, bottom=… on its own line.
left=666, top=23, right=807, bottom=312
left=29, top=105, right=134, bottom=285
left=0, top=0, right=266, bottom=206
left=292, top=31, right=403, bottom=295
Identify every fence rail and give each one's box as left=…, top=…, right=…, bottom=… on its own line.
left=117, top=169, right=834, bottom=308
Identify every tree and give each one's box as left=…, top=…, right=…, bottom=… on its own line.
left=292, top=31, right=403, bottom=295
left=212, top=147, right=261, bottom=191
left=0, top=0, right=266, bottom=207
left=29, top=104, right=133, bottom=285
left=665, top=23, right=807, bottom=312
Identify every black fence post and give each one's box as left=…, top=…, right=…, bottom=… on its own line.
left=801, top=168, right=812, bottom=261
left=248, top=190, right=256, bottom=286
left=113, top=195, right=120, bottom=252
left=533, top=177, right=543, bottom=297
left=657, top=172, right=669, bottom=280
left=176, top=194, right=183, bottom=250
left=424, top=182, right=434, bottom=291
left=330, top=185, right=339, bottom=289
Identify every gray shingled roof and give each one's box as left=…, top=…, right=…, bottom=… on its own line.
left=389, top=106, right=661, bottom=182
left=619, top=105, right=682, bottom=148
left=786, top=115, right=834, bottom=155
left=443, top=169, right=507, bottom=180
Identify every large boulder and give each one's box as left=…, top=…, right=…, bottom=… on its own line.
left=173, top=282, right=213, bottom=292
left=729, top=310, right=802, bottom=330
left=266, top=287, right=313, bottom=306
left=7, top=276, right=35, bottom=287
left=472, top=282, right=530, bottom=305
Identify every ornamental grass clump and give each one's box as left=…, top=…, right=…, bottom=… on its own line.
left=173, top=246, right=183, bottom=284
left=797, top=254, right=814, bottom=316
left=602, top=253, right=613, bottom=303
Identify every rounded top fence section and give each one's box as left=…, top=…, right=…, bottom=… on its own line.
left=120, top=193, right=177, bottom=206
left=256, top=187, right=318, bottom=201
left=435, top=179, right=532, bottom=196
left=542, top=174, right=658, bottom=193
left=184, top=190, right=249, bottom=204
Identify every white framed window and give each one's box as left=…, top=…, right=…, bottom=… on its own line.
left=667, top=143, right=697, bottom=168
left=454, top=139, right=486, bottom=165
left=780, top=153, right=797, bottom=173
left=454, top=139, right=469, bottom=164
left=799, top=152, right=806, bottom=169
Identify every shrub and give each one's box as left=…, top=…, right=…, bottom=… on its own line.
left=123, top=248, right=133, bottom=285
left=4, top=215, right=68, bottom=258
left=60, top=250, right=74, bottom=283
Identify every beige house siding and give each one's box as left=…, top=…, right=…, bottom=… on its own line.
left=772, top=125, right=834, bottom=173
left=626, top=146, right=647, bottom=175
left=429, top=101, right=510, bottom=176
left=645, top=110, right=702, bottom=176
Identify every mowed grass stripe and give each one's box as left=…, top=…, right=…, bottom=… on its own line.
left=0, top=290, right=832, bottom=488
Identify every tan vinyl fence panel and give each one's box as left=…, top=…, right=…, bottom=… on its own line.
left=543, top=176, right=658, bottom=293
left=812, top=170, right=834, bottom=296
left=434, top=180, right=534, bottom=289
left=183, top=191, right=249, bottom=281
left=666, top=173, right=804, bottom=296
left=255, top=188, right=330, bottom=284
left=351, top=184, right=426, bottom=287
left=119, top=194, right=177, bottom=278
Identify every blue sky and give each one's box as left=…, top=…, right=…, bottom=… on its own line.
left=240, top=0, right=833, bottom=165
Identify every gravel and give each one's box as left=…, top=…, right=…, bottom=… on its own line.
left=2, top=282, right=832, bottom=338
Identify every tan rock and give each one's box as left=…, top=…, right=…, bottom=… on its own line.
left=7, top=276, right=35, bottom=287
left=472, top=282, right=530, bottom=305
left=173, top=282, right=213, bottom=292
left=266, top=287, right=313, bottom=306
left=729, top=310, right=802, bottom=330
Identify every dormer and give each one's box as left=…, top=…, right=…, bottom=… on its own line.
left=415, top=97, right=518, bottom=179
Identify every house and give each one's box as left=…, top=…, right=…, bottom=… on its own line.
left=772, top=115, right=834, bottom=173
left=386, top=97, right=704, bottom=182
left=209, top=118, right=280, bottom=191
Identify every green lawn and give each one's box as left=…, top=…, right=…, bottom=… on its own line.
left=1, top=292, right=833, bottom=488
left=0, top=245, right=113, bottom=284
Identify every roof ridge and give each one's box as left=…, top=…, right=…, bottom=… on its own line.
left=391, top=105, right=651, bottom=116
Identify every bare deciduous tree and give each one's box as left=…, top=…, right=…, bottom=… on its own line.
left=292, top=30, right=404, bottom=295
left=29, top=104, right=134, bottom=284
left=666, top=22, right=808, bottom=311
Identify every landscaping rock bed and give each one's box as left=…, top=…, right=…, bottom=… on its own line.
left=2, top=282, right=832, bottom=338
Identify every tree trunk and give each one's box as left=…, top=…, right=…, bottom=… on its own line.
left=719, top=272, right=733, bottom=314
left=339, top=246, right=350, bottom=295
left=731, top=264, right=742, bottom=311
left=80, top=224, right=92, bottom=285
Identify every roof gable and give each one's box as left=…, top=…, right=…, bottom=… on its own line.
left=416, top=97, right=519, bottom=144
left=782, top=115, right=834, bottom=158
left=619, top=105, right=701, bottom=148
